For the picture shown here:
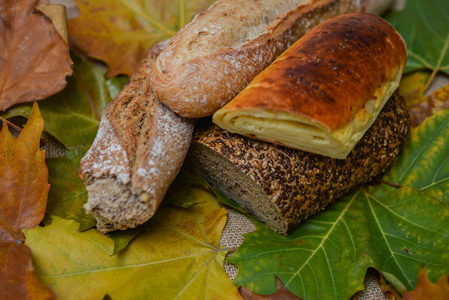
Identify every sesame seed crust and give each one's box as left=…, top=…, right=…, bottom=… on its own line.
left=189, top=92, right=409, bottom=234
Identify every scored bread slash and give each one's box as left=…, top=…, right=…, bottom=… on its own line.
left=151, top=0, right=394, bottom=118
left=79, top=41, right=195, bottom=234
left=213, top=12, right=407, bottom=159
left=189, top=92, right=410, bottom=235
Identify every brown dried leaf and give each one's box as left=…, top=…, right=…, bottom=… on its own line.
left=403, top=269, right=449, bottom=300
left=374, top=270, right=402, bottom=300
left=0, top=244, right=55, bottom=300
left=36, top=4, right=69, bottom=44
left=239, top=277, right=304, bottom=300
left=0, top=0, right=73, bottom=111
left=399, top=72, right=449, bottom=127
left=408, top=83, right=449, bottom=127
left=0, top=102, right=54, bottom=299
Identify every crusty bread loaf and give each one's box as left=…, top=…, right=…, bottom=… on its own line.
left=151, top=0, right=395, bottom=118
left=188, top=92, right=409, bottom=235
left=213, top=13, right=407, bottom=159
left=79, top=41, right=195, bottom=233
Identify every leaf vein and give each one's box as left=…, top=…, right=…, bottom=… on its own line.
left=115, top=0, right=176, bottom=36
left=366, top=197, right=413, bottom=287
left=284, top=191, right=359, bottom=289
left=397, top=117, right=448, bottom=183
left=162, top=221, right=214, bottom=250
left=44, top=252, right=215, bottom=279
left=367, top=194, right=448, bottom=237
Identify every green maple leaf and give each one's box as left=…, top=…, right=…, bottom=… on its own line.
left=24, top=189, right=242, bottom=300
left=228, top=108, right=449, bottom=299
left=384, top=0, right=449, bottom=90
left=383, top=108, right=449, bottom=203
left=1, top=54, right=128, bottom=231
left=228, top=187, right=449, bottom=299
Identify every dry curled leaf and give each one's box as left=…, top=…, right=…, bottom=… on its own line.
left=403, top=269, right=449, bottom=300
left=408, top=83, right=449, bottom=127
left=399, top=71, right=449, bottom=127
left=0, top=102, right=54, bottom=300
left=375, top=270, right=402, bottom=300
left=0, top=0, right=73, bottom=111
left=36, top=4, right=69, bottom=44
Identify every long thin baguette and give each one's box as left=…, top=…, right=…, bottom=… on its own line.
left=79, top=42, right=195, bottom=233
left=151, top=0, right=393, bottom=118
left=188, top=92, right=409, bottom=234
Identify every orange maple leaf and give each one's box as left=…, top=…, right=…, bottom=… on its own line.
left=0, top=102, right=54, bottom=300
left=404, top=268, right=449, bottom=300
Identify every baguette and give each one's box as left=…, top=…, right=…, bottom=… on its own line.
left=79, top=41, right=195, bottom=233
left=188, top=92, right=409, bottom=234
left=213, top=13, right=407, bottom=159
left=150, top=0, right=393, bottom=118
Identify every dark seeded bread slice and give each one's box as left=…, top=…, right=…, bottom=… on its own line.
left=188, top=92, right=409, bottom=234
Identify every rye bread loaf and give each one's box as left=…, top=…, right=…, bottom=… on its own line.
left=79, top=41, right=195, bottom=233
left=188, top=92, right=409, bottom=234
left=213, top=13, right=407, bottom=159
left=151, top=0, right=394, bottom=118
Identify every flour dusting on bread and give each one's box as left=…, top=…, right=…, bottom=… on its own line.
left=79, top=42, right=195, bottom=233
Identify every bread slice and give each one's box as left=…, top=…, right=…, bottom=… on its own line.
left=79, top=42, right=195, bottom=233
left=213, top=13, right=407, bottom=159
left=189, top=92, right=409, bottom=235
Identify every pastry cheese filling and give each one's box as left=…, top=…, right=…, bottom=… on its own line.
left=213, top=69, right=402, bottom=159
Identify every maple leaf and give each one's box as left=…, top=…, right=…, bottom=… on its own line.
left=0, top=0, right=73, bottom=111
left=25, top=189, right=242, bottom=299
left=403, top=268, right=449, bottom=300
left=1, top=54, right=129, bottom=231
left=68, top=0, right=216, bottom=76
left=0, top=102, right=54, bottom=299
left=229, top=187, right=449, bottom=300
left=383, top=108, right=449, bottom=203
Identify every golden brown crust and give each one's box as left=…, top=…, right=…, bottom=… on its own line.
left=190, top=93, right=410, bottom=234
left=151, top=0, right=371, bottom=118
left=219, top=13, right=407, bottom=130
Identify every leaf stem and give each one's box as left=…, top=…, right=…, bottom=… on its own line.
left=423, top=33, right=449, bottom=92
left=423, top=68, right=438, bottom=93
left=378, top=179, right=403, bottom=189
